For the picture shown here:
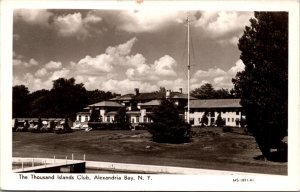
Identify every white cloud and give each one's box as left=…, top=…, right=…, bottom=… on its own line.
left=35, top=68, right=48, bottom=77
left=22, top=73, right=52, bottom=91
left=106, top=37, right=137, bottom=56
left=54, top=12, right=102, bottom=39
left=191, top=60, right=245, bottom=90
left=193, top=68, right=226, bottom=78
left=45, top=61, right=62, bottom=70
left=14, top=9, right=53, bottom=27
left=126, top=55, right=177, bottom=81
left=101, top=79, right=158, bottom=94
left=73, top=37, right=138, bottom=75
left=28, top=58, right=38, bottom=66
left=49, top=68, right=70, bottom=81
left=157, top=78, right=186, bottom=92
left=194, top=11, right=252, bottom=38
left=54, top=12, right=85, bottom=37
left=13, top=58, right=39, bottom=67
left=91, top=9, right=185, bottom=33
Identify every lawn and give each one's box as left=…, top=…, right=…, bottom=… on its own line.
left=12, top=127, right=287, bottom=175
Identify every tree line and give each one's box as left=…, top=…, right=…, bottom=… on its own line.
left=13, top=77, right=234, bottom=120
left=13, top=77, right=119, bottom=120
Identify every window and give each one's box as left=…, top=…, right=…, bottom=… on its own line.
left=228, top=118, right=230, bottom=122
left=107, top=116, right=110, bottom=122
left=210, top=111, right=215, bottom=117
left=143, top=116, right=147, bottom=123
left=232, top=118, right=234, bottom=122
left=131, top=118, right=135, bottom=123
left=136, top=116, right=139, bottom=123
left=236, top=111, right=239, bottom=115
left=78, top=115, right=81, bottom=121
left=85, top=115, right=88, bottom=122
left=198, top=118, right=201, bottom=123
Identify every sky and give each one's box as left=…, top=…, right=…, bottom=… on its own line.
left=13, top=9, right=253, bottom=94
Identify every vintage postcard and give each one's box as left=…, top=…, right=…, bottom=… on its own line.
left=1, top=0, right=299, bottom=191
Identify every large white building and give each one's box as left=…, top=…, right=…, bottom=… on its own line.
left=185, top=99, right=245, bottom=127
left=74, top=89, right=245, bottom=128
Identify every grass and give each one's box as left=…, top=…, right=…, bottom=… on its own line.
left=12, top=127, right=287, bottom=175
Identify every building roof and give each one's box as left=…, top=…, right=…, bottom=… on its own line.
left=110, top=94, right=135, bottom=101
left=138, top=99, right=162, bottom=106
left=134, top=92, right=165, bottom=100
left=171, top=92, right=197, bottom=100
left=88, top=101, right=123, bottom=107
left=109, top=90, right=196, bottom=101
left=187, top=99, right=241, bottom=109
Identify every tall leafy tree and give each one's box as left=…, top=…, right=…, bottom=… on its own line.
left=87, top=89, right=118, bottom=105
left=147, top=99, right=191, bottom=143
left=114, top=107, right=131, bottom=129
left=191, top=83, right=232, bottom=99
left=49, top=78, right=88, bottom=119
left=29, top=89, right=50, bottom=117
left=232, top=12, right=288, bottom=159
left=13, top=85, right=30, bottom=118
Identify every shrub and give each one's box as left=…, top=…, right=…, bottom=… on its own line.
left=114, top=107, right=131, bottom=130
left=200, top=112, right=208, bottom=126
left=216, top=114, right=225, bottom=127
left=147, top=122, right=191, bottom=143
left=146, top=99, right=191, bottom=143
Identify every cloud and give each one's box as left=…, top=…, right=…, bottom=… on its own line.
left=157, top=78, right=187, bottom=92
left=194, top=11, right=252, bottom=38
left=106, top=37, right=137, bottom=56
left=14, top=9, right=53, bottom=27
left=101, top=79, right=158, bottom=94
left=45, top=61, right=62, bottom=70
left=126, top=55, right=177, bottom=81
left=13, top=57, right=39, bottom=67
left=21, top=73, right=52, bottom=91
left=191, top=60, right=245, bottom=90
left=91, top=9, right=185, bottom=33
left=48, top=68, right=70, bottom=81
left=53, top=12, right=102, bottom=39
left=73, top=37, right=137, bottom=75
left=35, top=68, right=48, bottom=77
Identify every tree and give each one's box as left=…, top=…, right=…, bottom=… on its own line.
left=232, top=12, right=288, bottom=159
left=29, top=89, right=50, bottom=117
left=191, top=83, right=232, bottom=99
left=200, top=111, right=208, bottom=126
left=13, top=85, right=30, bottom=118
left=147, top=99, right=191, bottom=143
left=191, top=83, right=215, bottom=99
left=216, top=113, right=225, bottom=127
left=214, top=88, right=232, bottom=99
left=89, top=107, right=100, bottom=122
left=87, top=89, right=119, bottom=105
left=114, top=107, right=131, bottom=130
left=48, top=78, right=88, bottom=120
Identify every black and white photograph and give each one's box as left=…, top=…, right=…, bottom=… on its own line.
left=1, top=0, right=299, bottom=191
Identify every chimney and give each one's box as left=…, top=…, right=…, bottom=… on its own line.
left=166, top=90, right=171, bottom=98
left=134, top=88, right=139, bottom=95
left=179, top=88, right=183, bottom=93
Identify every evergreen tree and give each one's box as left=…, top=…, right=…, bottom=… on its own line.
left=233, top=12, right=288, bottom=159
left=147, top=99, right=191, bottom=143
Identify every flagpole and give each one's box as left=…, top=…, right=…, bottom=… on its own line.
left=187, top=13, right=190, bottom=124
